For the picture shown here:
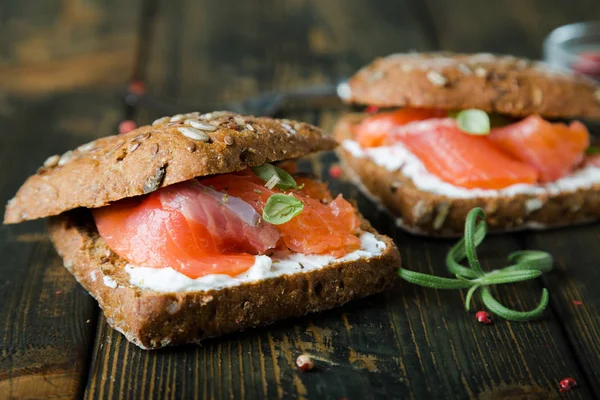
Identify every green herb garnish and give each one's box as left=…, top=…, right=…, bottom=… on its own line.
left=585, top=146, right=600, bottom=155
left=252, top=163, right=303, bottom=190
left=454, top=109, right=491, bottom=135
left=262, top=194, right=304, bottom=224
left=398, top=207, right=553, bottom=321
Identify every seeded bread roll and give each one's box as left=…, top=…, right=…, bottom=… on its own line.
left=343, top=52, right=600, bottom=119
left=4, top=111, right=336, bottom=224
left=334, top=113, right=600, bottom=236
left=48, top=210, right=400, bottom=349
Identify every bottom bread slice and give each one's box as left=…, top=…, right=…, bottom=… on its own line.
left=48, top=210, right=400, bottom=349
left=334, top=113, right=600, bottom=236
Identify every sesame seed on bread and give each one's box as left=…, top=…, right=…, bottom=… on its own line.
left=334, top=113, right=600, bottom=236
left=344, top=52, right=600, bottom=119
left=48, top=209, right=400, bottom=349
left=4, top=111, right=337, bottom=224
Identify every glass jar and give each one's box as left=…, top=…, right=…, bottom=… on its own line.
left=544, top=21, right=600, bottom=81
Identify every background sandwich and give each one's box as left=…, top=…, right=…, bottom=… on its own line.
left=4, top=111, right=400, bottom=349
left=335, top=52, right=600, bottom=236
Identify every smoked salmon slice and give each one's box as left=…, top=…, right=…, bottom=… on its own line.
left=202, top=172, right=361, bottom=258
left=293, top=176, right=333, bottom=203
left=389, top=119, right=539, bottom=189
left=353, top=109, right=589, bottom=189
left=354, top=108, right=447, bottom=147
left=94, top=180, right=280, bottom=278
left=94, top=171, right=361, bottom=278
left=489, top=115, right=589, bottom=182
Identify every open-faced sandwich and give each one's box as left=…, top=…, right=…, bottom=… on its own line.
left=4, top=111, right=400, bottom=349
left=335, top=52, right=600, bottom=236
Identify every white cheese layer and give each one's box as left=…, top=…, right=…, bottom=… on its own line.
left=123, top=231, right=385, bottom=293
left=342, top=140, right=600, bottom=199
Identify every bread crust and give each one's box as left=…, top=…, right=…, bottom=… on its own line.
left=4, top=112, right=337, bottom=224
left=334, top=113, right=600, bottom=236
left=48, top=210, right=400, bottom=349
left=344, top=52, right=600, bottom=119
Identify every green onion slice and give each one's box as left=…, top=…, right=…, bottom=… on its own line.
left=455, top=109, right=491, bottom=135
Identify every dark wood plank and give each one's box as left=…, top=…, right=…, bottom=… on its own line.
left=139, top=0, right=433, bottom=110
left=524, top=227, right=600, bottom=395
left=0, top=91, right=130, bottom=398
left=425, top=0, right=600, bottom=57
left=1, top=1, right=142, bottom=394
left=0, top=0, right=141, bottom=94
left=0, top=226, right=95, bottom=399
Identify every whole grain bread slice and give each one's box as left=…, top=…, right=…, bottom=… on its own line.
left=334, top=113, right=600, bottom=236
left=4, top=112, right=336, bottom=224
left=48, top=209, right=400, bottom=349
left=343, top=52, right=600, bottom=119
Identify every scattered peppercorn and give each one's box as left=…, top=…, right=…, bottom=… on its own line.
left=128, top=80, right=146, bottom=96
left=329, top=165, right=342, bottom=179
left=296, top=354, right=314, bottom=372
left=572, top=300, right=583, bottom=306
left=476, top=311, right=492, bottom=324
left=559, top=377, right=577, bottom=392
left=55, top=290, right=62, bottom=295
left=119, top=120, right=137, bottom=134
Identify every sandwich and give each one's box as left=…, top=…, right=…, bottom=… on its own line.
left=335, top=52, right=600, bottom=236
left=4, top=111, right=400, bottom=349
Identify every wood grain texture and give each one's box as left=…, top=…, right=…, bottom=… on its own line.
left=139, top=0, right=432, bottom=109
left=424, top=0, right=600, bottom=57
left=0, top=227, right=95, bottom=399
left=0, top=0, right=141, bottom=93
left=525, top=228, right=600, bottom=397
left=0, top=91, right=128, bottom=399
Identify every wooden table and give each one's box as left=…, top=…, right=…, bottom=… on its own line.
left=2, top=1, right=600, bottom=399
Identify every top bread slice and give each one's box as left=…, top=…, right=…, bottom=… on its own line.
left=343, top=52, right=600, bottom=119
left=4, top=111, right=336, bottom=224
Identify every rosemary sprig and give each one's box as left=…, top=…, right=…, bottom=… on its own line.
left=398, top=207, right=553, bottom=321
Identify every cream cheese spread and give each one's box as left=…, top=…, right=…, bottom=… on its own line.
left=122, top=231, right=386, bottom=293
left=342, top=139, right=600, bottom=199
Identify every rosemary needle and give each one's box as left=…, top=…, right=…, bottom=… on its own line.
left=398, top=207, right=553, bottom=322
